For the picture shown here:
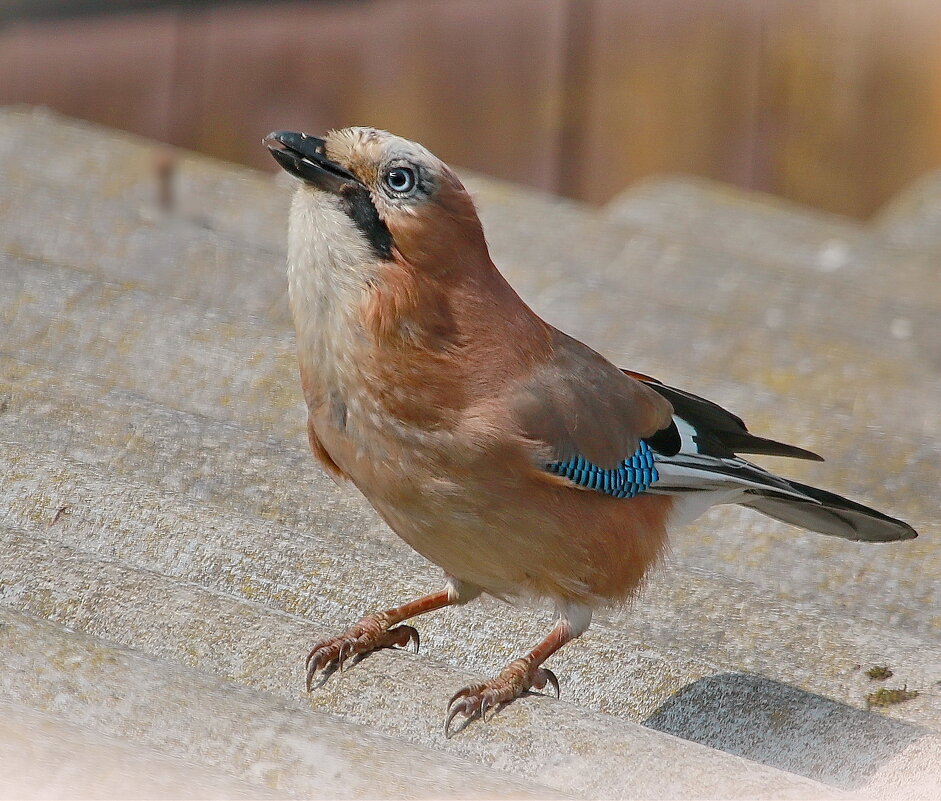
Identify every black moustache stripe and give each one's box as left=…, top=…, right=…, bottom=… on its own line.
left=341, top=185, right=394, bottom=260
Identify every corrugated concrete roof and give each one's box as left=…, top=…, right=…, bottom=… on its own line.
left=1, top=106, right=938, bottom=798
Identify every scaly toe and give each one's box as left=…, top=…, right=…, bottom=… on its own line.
left=443, top=661, right=561, bottom=737
left=304, top=615, right=421, bottom=691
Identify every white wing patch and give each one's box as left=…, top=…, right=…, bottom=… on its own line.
left=673, top=415, right=701, bottom=454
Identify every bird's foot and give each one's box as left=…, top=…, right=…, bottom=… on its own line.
left=305, top=612, right=419, bottom=691
left=444, top=657, right=560, bottom=737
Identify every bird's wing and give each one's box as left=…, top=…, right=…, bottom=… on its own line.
left=507, top=337, right=915, bottom=541
left=619, top=372, right=916, bottom=541
left=622, top=370, right=823, bottom=461
left=509, top=330, right=673, bottom=470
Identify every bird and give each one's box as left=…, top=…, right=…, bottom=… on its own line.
left=263, top=127, right=917, bottom=735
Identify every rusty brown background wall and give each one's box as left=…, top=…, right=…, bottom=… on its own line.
left=2, top=0, right=941, bottom=218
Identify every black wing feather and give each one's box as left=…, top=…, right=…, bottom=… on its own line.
left=623, top=372, right=824, bottom=462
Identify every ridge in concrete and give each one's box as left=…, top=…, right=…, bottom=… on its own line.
left=3, top=249, right=937, bottom=638
left=0, top=704, right=284, bottom=800
left=604, top=174, right=940, bottom=300
left=874, top=170, right=941, bottom=253
left=0, top=608, right=557, bottom=800
left=605, top=174, right=861, bottom=261
left=2, top=441, right=939, bottom=798
left=2, top=377, right=938, bottom=734
left=3, top=106, right=939, bottom=799
left=0, top=523, right=844, bottom=801
left=643, top=672, right=941, bottom=799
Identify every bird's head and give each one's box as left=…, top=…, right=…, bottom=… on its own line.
left=264, top=127, right=486, bottom=272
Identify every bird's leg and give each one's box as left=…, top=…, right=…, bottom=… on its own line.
left=305, top=589, right=453, bottom=690
left=445, top=606, right=588, bottom=737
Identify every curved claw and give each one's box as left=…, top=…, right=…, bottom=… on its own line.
left=307, top=664, right=331, bottom=691
left=406, top=626, right=420, bottom=654
left=336, top=641, right=351, bottom=672
left=541, top=668, right=561, bottom=699
left=444, top=703, right=463, bottom=738
left=305, top=650, right=326, bottom=683
left=305, top=663, right=316, bottom=692
left=444, top=698, right=479, bottom=738
left=304, top=645, right=319, bottom=671
left=448, top=685, right=473, bottom=709
left=305, top=651, right=332, bottom=692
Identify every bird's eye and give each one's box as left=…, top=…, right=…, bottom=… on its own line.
left=384, top=166, right=417, bottom=195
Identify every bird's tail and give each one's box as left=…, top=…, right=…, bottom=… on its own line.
left=739, top=480, right=917, bottom=542
left=651, top=455, right=917, bottom=542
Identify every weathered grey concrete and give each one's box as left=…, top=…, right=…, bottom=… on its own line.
left=0, top=105, right=290, bottom=253
left=2, top=437, right=939, bottom=791
left=3, top=248, right=937, bottom=637
left=0, top=704, right=282, bottom=800
left=0, top=253, right=305, bottom=440
left=874, top=170, right=941, bottom=254
left=2, top=106, right=939, bottom=798
left=644, top=673, right=941, bottom=799
left=605, top=175, right=940, bottom=290
left=1, top=396, right=939, bottom=737
left=0, top=609, right=557, bottom=800
left=0, top=516, right=838, bottom=800
left=0, top=170, right=290, bottom=322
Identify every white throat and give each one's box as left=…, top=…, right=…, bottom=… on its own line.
left=286, top=185, right=376, bottom=393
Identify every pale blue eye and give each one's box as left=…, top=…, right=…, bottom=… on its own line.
left=384, top=166, right=416, bottom=194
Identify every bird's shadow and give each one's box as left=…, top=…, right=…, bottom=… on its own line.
left=642, top=672, right=928, bottom=791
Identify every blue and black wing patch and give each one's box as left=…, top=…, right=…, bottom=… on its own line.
left=546, top=440, right=659, bottom=498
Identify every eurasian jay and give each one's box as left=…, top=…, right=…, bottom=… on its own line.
left=264, top=128, right=917, bottom=735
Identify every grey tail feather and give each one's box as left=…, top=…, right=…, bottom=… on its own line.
left=741, top=480, right=917, bottom=543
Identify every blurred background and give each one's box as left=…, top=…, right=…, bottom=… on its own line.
left=3, top=0, right=941, bottom=219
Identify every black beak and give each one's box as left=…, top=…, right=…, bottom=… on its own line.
left=263, top=131, right=359, bottom=192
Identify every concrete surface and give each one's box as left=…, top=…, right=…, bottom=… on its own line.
left=0, top=704, right=281, bottom=800
left=0, top=449, right=841, bottom=800
left=0, top=608, right=558, bottom=800
left=1, top=106, right=939, bottom=798
left=875, top=171, right=941, bottom=254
